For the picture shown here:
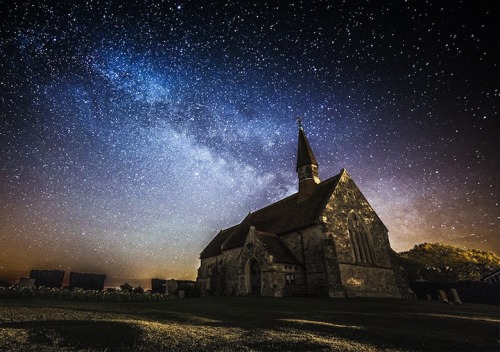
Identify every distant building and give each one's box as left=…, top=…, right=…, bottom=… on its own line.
left=166, top=279, right=178, bottom=294
left=69, top=272, right=106, bottom=290
left=29, top=270, right=65, bottom=288
left=197, top=125, right=406, bottom=298
left=151, top=278, right=178, bottom=294
left=151, top=278, right=167, bottom=294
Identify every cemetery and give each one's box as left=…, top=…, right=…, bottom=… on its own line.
left=0, top=285, right=174, bottom=302
left=0, top=271, right=198, bottom=302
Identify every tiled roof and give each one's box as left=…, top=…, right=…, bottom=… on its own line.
left=199, top=225, right=237, bottom=259
left=254, top=231, right=301, bottom=264
left=198, top=172, right=342, bottom=258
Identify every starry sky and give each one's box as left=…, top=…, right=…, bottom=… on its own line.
left=1, top=0, right=498, bottom=286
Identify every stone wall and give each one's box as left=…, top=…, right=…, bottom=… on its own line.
left=321, top=170, right=401, bottom=297
left=280, top=226, right=328, bottom=296
left=198, top=248, right=241, bottom=296
left=324, top=171, right=391, bottom=266
left=220, top=247, right=241, bottom=295
left=338, top=263, right=400, bottom=297
left=197, top=256, right=217, bottom=296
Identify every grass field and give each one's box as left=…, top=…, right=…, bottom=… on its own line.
left=0, top=297, right=498, bottom=351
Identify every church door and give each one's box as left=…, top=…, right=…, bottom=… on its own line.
left=249, top=258, right=261, bottom=295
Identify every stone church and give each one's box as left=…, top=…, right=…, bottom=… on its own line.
left=197, top=126, right=406, bottom=298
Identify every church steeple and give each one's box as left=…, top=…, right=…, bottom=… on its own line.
left=296, top=119, right=320, bottom=200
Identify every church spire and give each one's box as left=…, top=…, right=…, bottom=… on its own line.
left=296, top=118, right=320, bottom=200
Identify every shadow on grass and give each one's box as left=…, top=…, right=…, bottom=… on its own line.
left=2, top=320, right=141, bottom=349
left=244, top=339, right=332, bottom=351
left=132, top=298, right=499, bottom=351
left=2, top=297, right=498, bottom=351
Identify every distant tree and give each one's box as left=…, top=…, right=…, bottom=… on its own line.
left=133, top=285, right=144, bottom=294
left=120, top=283, right=133, bottom=292
left=0, top=278, right=11, bottom=287
left=119, top=283, right=144, bottom=294
left=399, top=243, right=500, bottom=282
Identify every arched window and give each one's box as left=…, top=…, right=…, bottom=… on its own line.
left=348, top=212, right=375, bottom=264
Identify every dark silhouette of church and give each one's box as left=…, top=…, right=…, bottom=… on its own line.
left=197, top=125, right=406, bottom=297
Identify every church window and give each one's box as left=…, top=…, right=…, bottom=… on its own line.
left=285, top=274, right=295, bottom=285
left=348, top=212, right=375, bottom=264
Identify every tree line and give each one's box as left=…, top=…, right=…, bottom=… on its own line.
left=398, top=243, right=500, bottom=282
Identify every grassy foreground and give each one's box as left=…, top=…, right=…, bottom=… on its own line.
left=0, top=297, right=498, bottom=351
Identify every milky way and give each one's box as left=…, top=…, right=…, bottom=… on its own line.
left=1, top=1, right=498, bottom=285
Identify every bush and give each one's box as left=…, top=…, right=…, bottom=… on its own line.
left=0, top=285, right=175, bottom=302
left=0, top=278, right=11, bottom=287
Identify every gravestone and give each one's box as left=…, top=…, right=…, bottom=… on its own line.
left=438, top=290, right=449, bottom=303
left=450, top=288, right=462, bottom=304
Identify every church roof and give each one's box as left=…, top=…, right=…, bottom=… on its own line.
left=296, top=127, right=318, bottom=171
left=200, top=172, right=343, bottom=259
left=254, top=231, right=301, bottom=264
left=199, top=225, right=237, bottom=259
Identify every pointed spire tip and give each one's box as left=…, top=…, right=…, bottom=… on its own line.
left=296, top=116, right=303, bottom=130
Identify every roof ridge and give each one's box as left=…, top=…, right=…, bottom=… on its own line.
left=249, top=172, right=342, bottom=216
left=312, top=171, right=344, bottom=219
left=249, top=192, right=298, bottom=215
left=221, top=171, right=343, bottom=233
left=254, top=230, right=278, bottom=237
left=221, top=212, right=253, bottom=251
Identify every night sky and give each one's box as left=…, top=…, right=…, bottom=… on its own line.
left=1, top=1, right=498, bottom=286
